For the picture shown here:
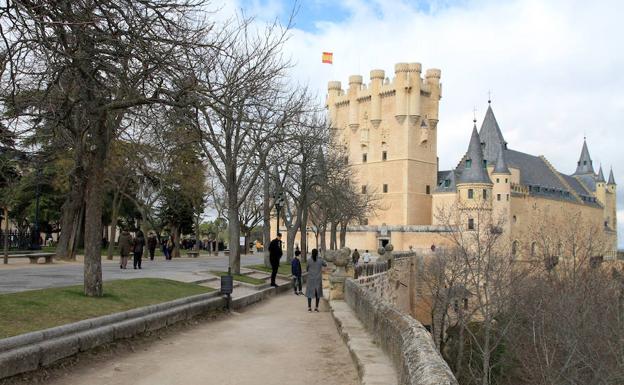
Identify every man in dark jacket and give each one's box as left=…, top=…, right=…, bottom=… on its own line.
left=147, top=233, right=157, bottom=261
left=133, top=230, right=146, bottom=269
left=268, top=233, right=283, bottom=287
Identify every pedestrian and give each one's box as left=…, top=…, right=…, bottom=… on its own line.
left=362, top=249, right=371, bottom=264
left=352, top=248, right=360, bottom=265
left=292, top=249, right=303, bottom=295
left=166, top=237, right=173, bottom=260
left=306, top=248, right=326, bottom=312
left=118, top=229, right=132, bottom=269
left=133, top=230, right=146, bottom=269
left=268, top=233, right=283, bottom=287
left=147, top=233, right=157, bottom=261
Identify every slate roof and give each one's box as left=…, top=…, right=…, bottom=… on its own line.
left=478, top=104, right=507, bottom=163
left=597, top=166, right=606, bottom=183
left=436, top=103, right=606, bottom=207
left=456, top=124, right=492, bottom=185
left=573, top=140, right=594, bottom=175
left=609, top=168, right=616, bottom=185
left=493, top=148, right=510, bottom=174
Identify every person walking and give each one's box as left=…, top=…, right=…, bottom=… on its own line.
left=118, top=229, right=132, bottom=269
left=291, top=249, right=303, bottom=295
left=362, top=249, right=371, bottom=264
left=306, top=249, right=326, bottom=312
left=133, top=230, right=146, bottom=269
left=147, top=233, right=157, bottom=261
left=268, top=233, right=283, bottom=287
left=352, top=249, right=360, bottom=265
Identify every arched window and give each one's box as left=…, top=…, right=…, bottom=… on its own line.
left=511, top=240, right=519, bottom=258
left=531, top=242, right=537, bottom=257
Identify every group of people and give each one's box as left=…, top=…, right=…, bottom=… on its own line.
left=118, top=230, right=165, bottom=269
left=268, top=233, right=327, bottom=313
left=350, top=249, right=372, bottom=265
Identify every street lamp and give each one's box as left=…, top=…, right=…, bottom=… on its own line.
left=31, top=166, right=42, bottom=250
left=273, top=192, right=284, bottom=237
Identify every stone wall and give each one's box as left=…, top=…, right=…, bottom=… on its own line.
left=344, top=275, right=457, bottom=385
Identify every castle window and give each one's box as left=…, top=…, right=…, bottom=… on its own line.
left=426, top=185, right=430, bottom=194
left=468, top=189, right=474, bottom=199
left=468, top=218, right=475, bottom=230
left=531, top=242, right=537, bottom=257
left=583, top=161, right=587, bottom=165
left=466, top=159, right=472, bottom=169
left=512, top=241, right=518, bottom=258
left=383, top=184, right=388, bottom=193
left=505, top=178, right=508, bottom=183
left=362, top=153, right=367, bottom=163
left=513, top=215, right=517, bottom=223
left=444, top=179, right=450, bottom=187
left=482, top=189, right=487, bottom=199
left=497, top=193, right=501, bottom=201
left=360, top=218, right=369, bottom=226
left=361, top=185, right=367, bottom=194
left=483, top=160, right=487, bottom=168
left=506, top=194, right=509, bottom=201
left=382, top=151, right=387, bottom=161
left=496, top=178, right=500, bottom=183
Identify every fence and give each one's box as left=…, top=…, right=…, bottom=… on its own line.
left=354, top=259, right=391, bottom=279
left=0, top=229, right=33, bottom=251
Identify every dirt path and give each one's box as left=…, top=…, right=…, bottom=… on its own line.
left=46, top=293, right=358, bottom=385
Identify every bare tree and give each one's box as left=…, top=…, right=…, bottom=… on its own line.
left=1, top=0, right=212, bottom=295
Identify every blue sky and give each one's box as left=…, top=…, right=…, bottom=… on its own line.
left=233, top=0, right=624, bottom=247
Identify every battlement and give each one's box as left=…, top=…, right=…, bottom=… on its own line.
left=327, top=62, right=441, bottom=100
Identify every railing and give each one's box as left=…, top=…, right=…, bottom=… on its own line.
left=354, top=259, right=391, bottom=279
left=0, top=229, right=33, bottom=250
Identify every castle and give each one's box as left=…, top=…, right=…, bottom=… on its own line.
left=322, top=62, right=618, bottom=255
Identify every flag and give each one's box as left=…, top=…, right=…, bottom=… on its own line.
left=322, top=52, right=333, bottom=64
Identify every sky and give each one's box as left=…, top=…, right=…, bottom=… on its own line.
left=229, top=0, right=624, bottom=247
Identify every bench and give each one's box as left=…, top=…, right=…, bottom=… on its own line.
left=7, top=252, right=55, bottom=264
left=187, top=251, right=200, bottom=258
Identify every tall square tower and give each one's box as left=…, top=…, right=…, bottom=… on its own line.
left=326, top=63, right=442, bottom=226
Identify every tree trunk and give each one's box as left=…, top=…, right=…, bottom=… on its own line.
left=56, top=186, right=84, bottom=261
left=172, top=225, right=181, bottom=258
left=3, top=207, right=9, bottom=264
left=83, top=151, right=105, bottom=297
left=330, top=221, right=338, bottom=250
left=106, top=190, right=121, bottom=260
left=262, top=167, right=271, bottom=268
left=228, top=204, right=241, bottom=274
left=286, top=225, right=297, bottom=263
left=339, top=220, right=347, bottom=248
left=194, top=214, right=201, bottom=251
left=300, top=207, right=308, bottom=263
left=320, top=223, right=327, bottom=255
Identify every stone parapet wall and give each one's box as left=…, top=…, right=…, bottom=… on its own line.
left=345, top=276, right=457, bottom=385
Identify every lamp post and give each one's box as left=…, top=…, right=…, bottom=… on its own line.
left=273, top=192, right=284, bottom=237
left=3, top=207, right=8, bottom=264
left=31, top=167, right=42, bottom=250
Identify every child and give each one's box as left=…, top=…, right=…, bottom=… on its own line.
left=291, top=250, right=303, bottom=295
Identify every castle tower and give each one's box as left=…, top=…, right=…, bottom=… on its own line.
left=326, top=62, right=442, bottom=226
left=573, top=139, right=594, bottom=175
left=456, top=122, right=493, bottom=231
left=607, top=168, right=618, bottom=250
left=595, top=165, right=607, bottom=207
left=491, top=149, right=512, bottom=235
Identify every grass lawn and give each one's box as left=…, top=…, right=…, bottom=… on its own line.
left=210, top=271, right=265, bottom=285
left=247, top=261, right=306, bottom=276
left=0, top=278, right=214, bottom=339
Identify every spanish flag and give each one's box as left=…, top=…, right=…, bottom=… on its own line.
left=322, top=52, right=333, bottom=64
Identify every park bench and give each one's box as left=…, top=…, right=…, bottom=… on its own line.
left=6, top=252, right=55, bottom=264
left=187, top=250, right=200, bottom=258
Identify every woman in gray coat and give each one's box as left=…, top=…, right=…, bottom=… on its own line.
left=306, top=249, right=326, bottom=312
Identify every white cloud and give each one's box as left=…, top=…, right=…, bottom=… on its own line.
left=229, top=0, right=624, bottom=246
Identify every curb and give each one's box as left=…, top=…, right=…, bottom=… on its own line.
left=0, top=282, right=294, bottom=380
left=329, top=300, right=398, bottom=385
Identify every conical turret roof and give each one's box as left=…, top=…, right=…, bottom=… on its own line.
left=457, top=123, right=492, bottom=185
left=608, top=167, right=616, bottom=185
left=478, top=104, right=507, bottom=162
left=573, top=139, right=594, bottom=175
left=597, top=166, right=606, bottom=183
left=493, top=149, right=511, bottom=174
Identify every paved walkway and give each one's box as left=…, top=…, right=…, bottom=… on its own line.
left=46, top=293, right=359, bottom=385
left=0, top=254, right=265, bottom=293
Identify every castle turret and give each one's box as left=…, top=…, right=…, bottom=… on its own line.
left=608, top=167, right=616, bottom=186
left=595, top=165, right=607, bottom=207
left=394, top=63, right=409, bottom=123
left=348, top=75, right=362, bottom=130
left=457, top=122, right=493, bottom=204
left=327, top=81, right=342, bottom=126
left=424, top=69, right=441, bottom=127
left=408, top=63, right=422, bottom=124
left=573, top=139, right=594, bottom=175
left=370, top=69, right=384, bottom=128
left=492, top=149, right=512, bottom=239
